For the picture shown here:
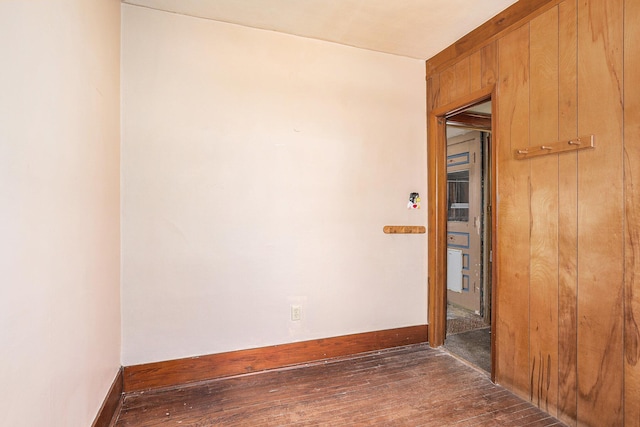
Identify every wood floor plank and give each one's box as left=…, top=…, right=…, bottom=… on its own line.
left=114, top=345, right=566, bottom=426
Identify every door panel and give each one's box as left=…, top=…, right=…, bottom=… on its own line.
left=447, top=132, right=482, bottom=313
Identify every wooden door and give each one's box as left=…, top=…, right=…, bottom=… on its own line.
left=446, top=131, right=482, bottom=313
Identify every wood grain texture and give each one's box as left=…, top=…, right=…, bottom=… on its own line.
left=447, top=111, right=491, bottom=131
left=469, top=50, right=482, bottom=92
left=489, top=113, right=498, bottom=382
left=481, top=42, right=498, bottom=89
left=115, top=345, right=567, bottom=427
left=624, top=0, right=640, bottom=424
left=427, top=75, right=441, bottom=112
left=513, top=135, right=594, bottom=160
left=495, top=24, right=531, bottom=399
left=383, top=225, right=426, bottom=234
left=425, top=0, right=636, bottom=424
left=454, top=56, right=471, bottom=100
left=528, top=7, right=559, bottom=416
left=426, top=0, right=561, bottom=76
left=123, top=325, right=428, bottom=393
left=91, top=368, right=123, bottom=427
left=427, top=112, right=447, bottom=347
left=576, top=0, right=624, bottom=424
left=439, top=65, right=456, bottom=107
left=557, top=0, right=578, bottom=424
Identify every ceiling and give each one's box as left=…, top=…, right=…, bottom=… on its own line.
left=122, top=0, right=518, bottom=60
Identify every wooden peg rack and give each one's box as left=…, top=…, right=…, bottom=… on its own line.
left=514, top=135, right=595, bottom=160
left=383, top=226, right=426, bottom=234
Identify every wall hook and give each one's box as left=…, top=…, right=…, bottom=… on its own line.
left=515, top=135, right=595, bottom=159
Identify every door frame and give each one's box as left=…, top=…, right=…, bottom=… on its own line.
left=427, top=86, right=497, bottom=380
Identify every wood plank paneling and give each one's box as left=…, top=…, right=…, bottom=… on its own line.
left=426, top=0, right=561, bottom=76
left=426, top=1, right=636, bottom=424
left=557, top=0, right=578, bottom=424
left=480, top=42, right=498, bottom=89
left=427, top=75, right=440, bottom=113
left=495, top=24, right=531, bottom=399
left=624, top=0, right=640, bottom=423
left=576, top=0, right=624, bottom=425
left=439, top=65, right=456, bottom=106
left=528, top=7, right=559, bottom=416
left=123, top=325, right=428, bottom=392
left=469, top=51, right=482, bottom=92
left=454, top=56, right=471, bottom=100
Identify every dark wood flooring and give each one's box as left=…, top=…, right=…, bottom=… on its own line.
left=114, top=344, right=566, bottom=426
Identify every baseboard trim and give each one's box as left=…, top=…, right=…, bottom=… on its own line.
left=91, top=367, right=123, bottom=427
left=123, top=324, right=428, bottom=393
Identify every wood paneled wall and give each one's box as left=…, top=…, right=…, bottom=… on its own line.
left=426, top=0, right=639, bottom=425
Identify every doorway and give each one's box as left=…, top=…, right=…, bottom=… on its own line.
left=443, top=102, right=492, bottom=373
left=426, top=89, right=496, bottom=379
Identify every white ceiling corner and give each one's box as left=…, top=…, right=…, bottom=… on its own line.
left=121, top=0, right=519, bottom=60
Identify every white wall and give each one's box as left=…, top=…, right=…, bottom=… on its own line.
left=0, top=1, right=121, bottom=426
left=122, top=5, right=427, bottom=365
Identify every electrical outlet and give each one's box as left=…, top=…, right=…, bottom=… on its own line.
left=291, top=305, right=301, bottom=321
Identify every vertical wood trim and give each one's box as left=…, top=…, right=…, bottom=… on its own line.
left=427, top=112, right=447, bottom=347
left=576, top=0, right=625, bottom=424
left=557, top=0, right=579, bottom=424
left=528, top=6, right=560, bottom=416
left=427, top=75, right=441, bottom=113
left=624, top=0, right=640, bottom=423
left=426, top=73, right=438, bottom=337
left=91, top=368, right=123, bottom=427
left=490, top=96, right=499, bottom=383
left=495, top=24, right=531, bottom=399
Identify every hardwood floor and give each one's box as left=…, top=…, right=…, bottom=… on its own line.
left=114, top=344, right=566, bottom=426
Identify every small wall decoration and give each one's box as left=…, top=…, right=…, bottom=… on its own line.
left=408, top=192, right=421, bottom=209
